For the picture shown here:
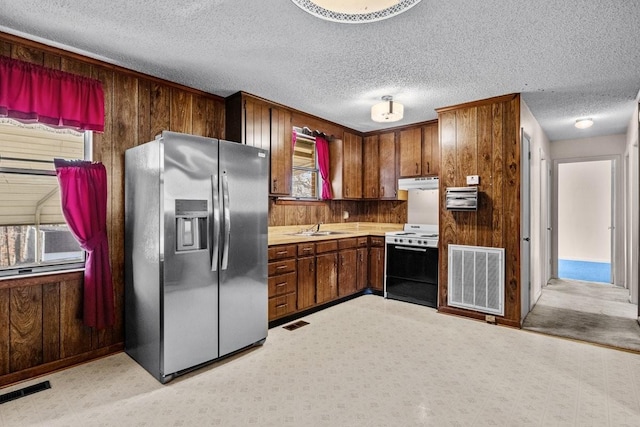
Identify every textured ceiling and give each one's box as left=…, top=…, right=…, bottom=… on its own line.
left=1, top=0, right=639, bottom=141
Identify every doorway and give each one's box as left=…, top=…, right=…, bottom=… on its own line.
left=557, top=159, right=613, bottom=284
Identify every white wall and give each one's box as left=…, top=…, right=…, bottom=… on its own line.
left=550, top=134, right=626, bottom=287
left=557, top=160, right=611, bottom=262
left=521, top=100, right=551, bottom=308
left=625, top=102, right=639, bottom=304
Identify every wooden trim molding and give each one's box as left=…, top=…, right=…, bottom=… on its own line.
left=435, top=93, right=519, bottom=113
left=0, top=344, right=123, bottom=388
left=362, top=118, right=438, bottom=137
left=0, top=31, right=224, bottom=101
left=438, top=306, right=521, bottom=328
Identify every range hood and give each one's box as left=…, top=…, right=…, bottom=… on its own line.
left=398, top=176, right=439, bottom=190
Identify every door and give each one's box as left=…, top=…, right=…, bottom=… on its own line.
left=218, top=140, right=269, bottom=357
left=162, top=132, right=219, bottom=375
left=521, top=130, right=531, bottom=322
left=557, top=159, right=613, bottom=283
left=316, top=252, right=338, bottom=303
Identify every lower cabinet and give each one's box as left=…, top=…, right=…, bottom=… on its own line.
left=268, top=245, right=297, bottom=321
left=268, top=235, right=386, bottom=323
left=369, top=237, right=385, bottom=291
left=316, top=240, right=339, bottom=304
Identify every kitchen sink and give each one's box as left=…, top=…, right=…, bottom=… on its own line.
left=289, top=230, right=350, bottom=237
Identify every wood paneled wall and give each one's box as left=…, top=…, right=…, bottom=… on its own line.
left=436, top=94, right=521, bottom=327
left=269, top=200, right=407, bottom=226
left=0, top=32, right=225, bottom=386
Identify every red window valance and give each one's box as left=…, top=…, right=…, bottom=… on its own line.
left=0, top=56, right=104, bottom=132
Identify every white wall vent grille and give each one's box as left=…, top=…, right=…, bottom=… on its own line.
left=447, top=245, right=505, bottom=316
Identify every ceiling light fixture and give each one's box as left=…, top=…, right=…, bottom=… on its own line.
left=371, top=96, right=404, bottom=123
left=575, top=118, right=594, bottom=129
left=291, top=0, right=421, bottom=24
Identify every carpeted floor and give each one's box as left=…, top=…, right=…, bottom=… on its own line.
left=558, top=259, right=611, bottom=283
left=523, top=278, right=640, bottom=351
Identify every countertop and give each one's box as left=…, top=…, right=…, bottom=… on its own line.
left=268, top=222, right=403, bottom=246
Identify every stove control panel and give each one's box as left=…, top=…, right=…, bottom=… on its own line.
left=385, top=236, right=438, bottom=247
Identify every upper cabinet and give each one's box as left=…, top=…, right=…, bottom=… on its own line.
left=378, top=131, right=398, bottom=199
left=398, top=127, right=422, bottom=177
left=422, top=122, right=439, bottom=176
left=330, top=131, right=362, bottom=199
left=362, top=135, right=380, bottom=199
left=226, top=92, right=292, bottom=196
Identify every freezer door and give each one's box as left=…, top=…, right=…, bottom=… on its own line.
left=218, top=140, right=269, bottom=356
left=162, top=132, right=219, bottom=376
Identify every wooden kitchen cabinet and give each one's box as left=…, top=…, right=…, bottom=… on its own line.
left=378, top=131, right=398, bottom=199
left=316, top=240, right=338, bottom=304
left=225, top=92, right=292, bottom=196
left=330, top=131, right=363, bottom=199
left=362, top=135, right=380, bottom=199
left=267, top=244, right=297, bottom=321
left=399, top=127, right=422, bottom=177
left=368, top=237, right=385, bottom=291
left=422, top=122, right=439, bottom=176
left=297, top=255, right=316, bottom=310
left=338, top=238, right=358, bottom=297
left=356, top=237, right=369, bottom=291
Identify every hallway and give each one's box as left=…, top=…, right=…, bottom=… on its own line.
left=523, top=278, right=640, bottom=351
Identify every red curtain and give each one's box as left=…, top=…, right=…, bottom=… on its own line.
left=54, top=159, right=114, bottom=329
left=0, top=56, right=104, bottom=132
left=316, top=136, right=333, bottom=200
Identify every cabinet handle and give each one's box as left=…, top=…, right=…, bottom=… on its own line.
left=427, top=161, right=430, bottom=173
left=309, top=261, right=313, bottom=272
left=276, top=303, right=288, bottom=309
left=341, top=255, right=345, bottom=266
left=273, top=178, right=278, bottom=192
left=276, top=250, right=288, bottom=255
left=276, top=282, right=286, bottom=288
left=381, top=187, right=384, bottom=197
left=276, top=265, right=287, bottom=270
left=302, top=247, right=312, bottom=252
left=415, top=162, right=419, bottom=174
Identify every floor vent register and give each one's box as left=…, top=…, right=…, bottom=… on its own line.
left=0, top=381, right=51, bottom=404
left=283, top=320, right=309, bottom=331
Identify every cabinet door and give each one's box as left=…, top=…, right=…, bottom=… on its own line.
left=343, top=132, right=363, bottom=199
left=399, top=127, right=422, bottom=177
left=270, top=106, right=292, bottom=196
left=378, top=132, right=397, bottom=199
left=338, top=249, right=357, bottom=297
left=422, top=122, right=439, bottom=176
left=244, top=98, right=271, bottom=150
left=369, top=247, right=384, bottom=291
left=362, top=135, right=379, bottom=199
left=356, top=247, right=368, bottom=291
left=297, top=256, right=316, bottom=310
left=316, top=252, right=338, bottom=304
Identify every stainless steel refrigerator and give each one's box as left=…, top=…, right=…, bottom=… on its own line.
left=124, top=131, right=268, bottom=383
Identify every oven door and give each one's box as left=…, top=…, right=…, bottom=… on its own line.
left=385, top=243, right=438, bottom=307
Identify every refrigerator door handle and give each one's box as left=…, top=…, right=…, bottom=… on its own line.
left=211, top=174, right=220, bottom=272
left=221, top=173, right=231, bottom=270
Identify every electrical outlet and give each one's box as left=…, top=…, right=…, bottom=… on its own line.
left=343, top=211, right=349, bottom=220
left=466, top=175, right=479, bottom=185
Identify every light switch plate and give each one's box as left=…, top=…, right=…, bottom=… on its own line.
left=466, top=175, right=479, bottom=185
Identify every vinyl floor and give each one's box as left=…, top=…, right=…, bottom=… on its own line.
left=2, top=295, right=640, bottom=426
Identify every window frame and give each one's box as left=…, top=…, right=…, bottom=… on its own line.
left=290, top=129, right=320, bottom=200
left=0, top=124, right=92, bottom=278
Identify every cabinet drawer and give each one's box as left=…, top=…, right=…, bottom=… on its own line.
left=268, top=272, right=297, bottom=297
left=357, top=237, right=368, bottom=248
left=268, top=259, right=296, bottom=276
left=268, top=245, right=297, bottom=261
left=338, top=238, right=357, bottom=250
left=316, top=240, right=338, bottom=254
left=297, top=243, right=315, bottom=257
left=370, top=236, right=385, bottom=247
left=269, top=293, right=297, bottom=320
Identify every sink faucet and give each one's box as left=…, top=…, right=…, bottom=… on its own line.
left=301, top=222, right=323, bottom=234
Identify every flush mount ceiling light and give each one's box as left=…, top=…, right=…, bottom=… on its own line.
left=371, top=95, right=404, bottom=122
left=575, top=118, right=594, bottom=129
left=291, top=0, right=421, bottom=23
